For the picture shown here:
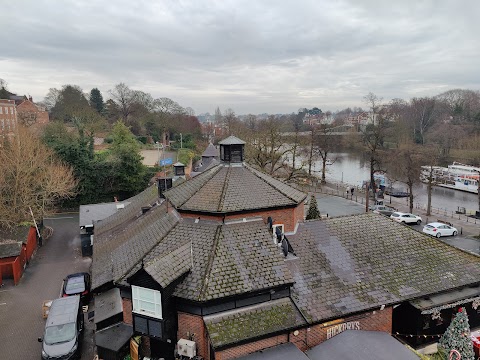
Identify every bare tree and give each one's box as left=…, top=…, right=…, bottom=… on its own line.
left=418, top=145, right=444, bottom=216
left=388, top=144, right=423, bottom=213
left=0, top=126, right=77, bottom=226
left=285, top=113, right=307, bottom=181
left=362, top=92, right=386, bottom=200
left=41, top=88, right=60, bottom=111
left=410, top=97, right=439, bottom=145
left=223, top=108, right=237, bottom=135
left=109, top=83, right=140, bottom=121
left=314, top=123, right=339, bottom=184
left=247, top=116, right=289, bottom=175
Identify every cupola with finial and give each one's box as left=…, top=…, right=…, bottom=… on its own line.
left=218, top=135, right=245, bottom=163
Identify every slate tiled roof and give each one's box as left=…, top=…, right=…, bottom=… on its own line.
left=142, top=219, right=293, bottom=301
left=91, top=202, right=180, bottom=290
left=202, top=143, right=219, bottom=158
left=204, top=297, right=306, bottom=348
left=94, top=184, right=159, bottom=239
left=218, top=135, right=246, bottom=145
left=287, top=213, right=480, bottom=323
left=164, top=164, right=306, bottom=213
left=0, top=240, right=22, bottom=258
left=144, top=243, right=192, bottom=288
left=0, top=225, right=31, bottom=244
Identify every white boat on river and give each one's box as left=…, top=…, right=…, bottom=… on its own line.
left=420, top=162, right=480, bottom=194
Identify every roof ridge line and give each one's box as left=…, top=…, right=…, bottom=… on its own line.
left=244, top=163, right=305, bottom=203
left=175, top=165, right=223, bottom=208
left=199, top=224, right=223, bottom=301
left=114, top=212, right=181, bottom=284
left=217, top=165, right=232, bottom=212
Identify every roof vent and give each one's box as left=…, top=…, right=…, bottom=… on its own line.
left=218, top=135, right=245, bottom=163
left=141, top=206, right=152, bottom=214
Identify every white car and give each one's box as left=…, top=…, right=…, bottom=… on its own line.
left=390, top=212, right=422, bottom=225
left=423, top=222, right=458, bottom=238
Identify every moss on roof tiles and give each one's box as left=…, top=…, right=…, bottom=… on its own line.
left=287, top=213, right=480, bottom=324
left=205, top=298, right=305, bottom=348
left=165, top=164, right=305, bottom=213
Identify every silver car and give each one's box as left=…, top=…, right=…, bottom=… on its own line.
left=390, top=212, right=422, bottom=225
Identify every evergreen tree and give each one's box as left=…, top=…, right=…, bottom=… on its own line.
left=439, top=308, right=475, bottom=360
left=306, top=195, right=321, bottom=220
left=89, top=88, right=104, bottom=114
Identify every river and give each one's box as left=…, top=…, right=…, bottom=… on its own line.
left=311, top=152, right=479, bottom=213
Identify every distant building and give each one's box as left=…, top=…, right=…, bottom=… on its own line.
left=16, top=97, right=49, bottom=126
left=0, top=99, right=17, bottom=136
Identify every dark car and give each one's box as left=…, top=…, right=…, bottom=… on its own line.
left=369, top=204, right=396, bottom=217
left=39, top=295, right=83, bottom=360
left=62, top=272, right=91, bottom=305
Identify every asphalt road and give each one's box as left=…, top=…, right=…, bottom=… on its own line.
left=0, top=214, right=93, bottom=359
left=315, top=193, right=480, bottom=255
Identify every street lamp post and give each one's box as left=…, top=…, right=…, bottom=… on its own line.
left=180, top=133, right=183, bottom=149
left=156, top=141, right=161, bottom=166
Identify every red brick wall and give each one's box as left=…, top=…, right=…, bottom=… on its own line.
left=290, top=307, right=393, bottom=352
left=213, top=307, right=393, bottom=359
left=16, top=100, right=49, bottom=124
left=216, top=335, right=288, bottom=360
left=180, top=203, right=303, bottom=232
left=25, top=226, right=37, bottom=262
left=177, top=312, right=210, bottom=360
left=122, top=298, right=133, bottom=325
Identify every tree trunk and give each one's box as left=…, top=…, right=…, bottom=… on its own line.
left=321, top=157, right=327, bottom=184
left=408, top=182, right=414, bottom=213
left=426, top=166, right=434, bottom=216
left=370, top=156, right=376, bottom=202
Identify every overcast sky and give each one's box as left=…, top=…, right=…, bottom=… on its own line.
left=1, top=0, right=479, bottom=114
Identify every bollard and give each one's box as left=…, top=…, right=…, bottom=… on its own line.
left=327, top=213, right=329, bottom=218
left=461, top=227, right=463, bottom=235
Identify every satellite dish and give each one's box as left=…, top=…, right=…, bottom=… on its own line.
left=281, top=238, right=288, bottom=257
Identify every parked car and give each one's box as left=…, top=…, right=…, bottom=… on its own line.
left=390, top=212, right=422, bottom=225
left=62, top=272, right=91, bottom=305
left=423, top=222, right=458, bottom=238
left=38, top=295, right=83, bottom=360
left=369, top=204, right=396, bottom=217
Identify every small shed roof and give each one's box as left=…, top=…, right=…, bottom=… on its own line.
left=236, top=343, right=309, bottom=360
left=94, top=288, right=123, bottom=324
left=306, top=330, right=419, bottom=360
left=0, top=225, right=31, bottom=244
left=173, top=162, right=185, bottom=167
left=0, top=241, right=22, bottom=259
left=95, top=322, right=133, bottom=351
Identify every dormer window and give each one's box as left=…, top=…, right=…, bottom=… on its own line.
left=132, top=285, right=162, bottom=319
left=218, top=135, right=246, bottom=163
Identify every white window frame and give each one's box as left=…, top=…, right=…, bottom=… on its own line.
left=132, top=285, right=162, bottom=320
left=0, top=107, right=3, bottom=114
